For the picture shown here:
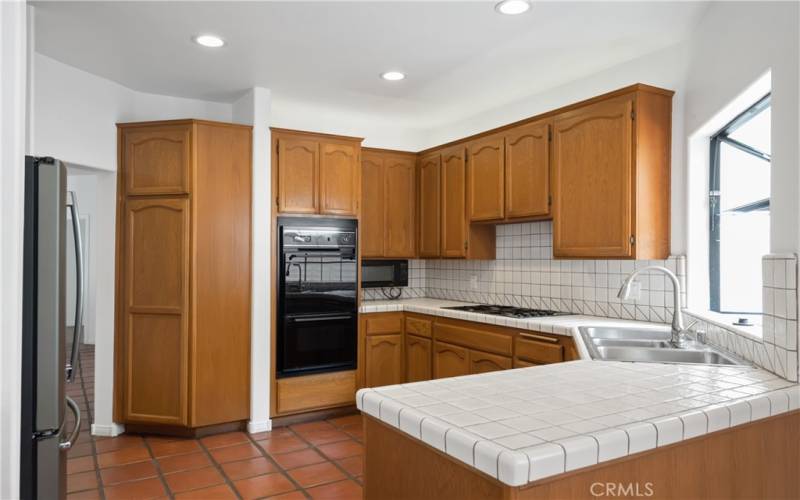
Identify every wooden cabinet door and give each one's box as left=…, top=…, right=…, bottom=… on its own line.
left=365, top=334, right=403, bottom=388
left=123, top=198, right=189, bottom=425
left=440, top=147, right=467, bottom=258
left=123, top=126, right=191, bottom=196
left=405, top=335, right=431, bottom=382
left=418, top=153, right=441, bottom=258
left=320, top=142, right=359, bottom=216
left=469, top=350, right=512, bottom=374
left=361, top=153, right=384, bottom=257
left=468, top=136, right=505, bottom=221
left=433, top=341, right=469, bottom=379
left=384, top=157, right=416, bottom=257
left=552, top=98, right=634, bottom=258
left=505, top=121, right=550, bottom=219
left=278, top=138, right=319, bottom=214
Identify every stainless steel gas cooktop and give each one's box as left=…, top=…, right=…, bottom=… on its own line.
left=443, top=304, right=571, bottom=318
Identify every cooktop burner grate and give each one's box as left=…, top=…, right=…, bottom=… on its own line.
left=443, top=304, right=571, bottom=318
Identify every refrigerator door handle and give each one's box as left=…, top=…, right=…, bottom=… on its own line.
left=65, top=191, right=85, bottom=382
left=58, top=396, right=81, bottom=450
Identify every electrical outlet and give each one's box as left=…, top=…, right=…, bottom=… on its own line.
left=470, top=274, right=479, bottom=290
left=629, top=281, right=642, bottom=300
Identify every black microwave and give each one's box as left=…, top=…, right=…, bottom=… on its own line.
left=361, top=260, right=408, bottom=288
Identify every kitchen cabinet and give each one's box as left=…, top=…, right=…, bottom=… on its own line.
left=418, top=152, right=441, bottom=258
left=433, top=341, right=470, bottom=379
left=505, top=120, right=551, bottom=219
left=467, top=135, right=505, bottom=221
left=116, top=119, right=252, bottom=430
left=272, top=128, right=362, bottom=217
left=551, top=88, right=672, bottom=259
left=365, top=334, right=404, bottom=388
left=469, top=350, right=512, bottom=374
left=361, top=149, right=416, bottom=258
left=405, top=335, right=432, bottom=382
left=440, top=146, right=468, bottom=257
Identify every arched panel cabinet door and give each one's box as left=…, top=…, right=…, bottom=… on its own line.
left=122, top=197, right=190, bottom=425
left=124, top=125, right=191, bottom=196
left=360, top=153, right=385, bottom=258
left=440, top=146, right=467, bottom=258
left=405, top=335, right=431, bottom=382
left=364, top=334, right=403, bottom=388
left=467, top=134, right=505, bottom=222
left=504, top=120, right=551, bottom=219
left=278, top=138, right=320, bottom=214
left=320, top=142, right=359, bottom=216
left=418, top=152, right=441, bottom=258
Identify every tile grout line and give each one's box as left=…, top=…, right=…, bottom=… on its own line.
left=141, top=435, right=177, bottom=499
left=288, top=420, right=365, bottom=489
left=247, top=429, right=311, bottom=498
left=195, top=437, right=245, bottom=499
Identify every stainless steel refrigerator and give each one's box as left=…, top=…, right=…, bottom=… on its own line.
left=21, top=156, right=85, bottom=500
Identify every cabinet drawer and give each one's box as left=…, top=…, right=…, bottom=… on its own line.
left=515, top=332, right=564, bottom=364
left=469, top=350, right=512, bottom=374
left=363, top=313, right=403, bottom=335
left=434, top=322, right=512, bottom=356
left=276, top=370, right=356, bottom=415
left=405, top=316, right=432, bottom=338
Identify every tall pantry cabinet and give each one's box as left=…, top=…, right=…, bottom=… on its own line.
left=114, top=119, right=252, bottom=430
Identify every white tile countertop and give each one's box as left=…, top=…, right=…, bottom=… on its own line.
left=357, top=361, right=799, bottom=487
left=357, top=299, right=800, bottom=486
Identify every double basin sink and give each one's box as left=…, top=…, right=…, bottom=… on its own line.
left=579, top=326, right=747, bottom=366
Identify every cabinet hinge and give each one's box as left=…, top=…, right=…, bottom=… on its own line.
left=631, top=110, right=636, bottom=120
left=464, top=241, right=468, bottom=250
left=630, top=235, right=636, bottom=245
left=548, top=129, right=552, bottom=142
left=548, top=194, right=552, bottom=206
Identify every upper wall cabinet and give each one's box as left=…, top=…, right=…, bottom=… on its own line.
left=504, top=120, right=551, bottom=219
left=361, top=149, right=416, bottom=258
left=467, top=135, right=505, bottom=221
left=123, top=125, right=191, bottom=196
left=418, top=152, right=441, bottom=258
left=440, top=146, right=468, bottom=257
left=272, top=129, right=362, bottom=217
left=551, top=88, right=672, bottom=259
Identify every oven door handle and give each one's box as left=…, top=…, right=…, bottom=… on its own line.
left=290, top=315, right=353, bottom=323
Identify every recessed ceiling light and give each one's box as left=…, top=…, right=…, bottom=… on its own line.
left=381, top=71, right=406, bottom=81
left=495, top=0, right=531, bottom=15
left=193, top=34, right=225, bottom=48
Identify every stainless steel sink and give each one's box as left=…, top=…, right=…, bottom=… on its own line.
left=580, top=326, right=747, bottom=366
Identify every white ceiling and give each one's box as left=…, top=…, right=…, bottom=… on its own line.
left=33, top=1, right=708, bottom=126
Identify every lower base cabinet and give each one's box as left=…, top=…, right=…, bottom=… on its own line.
left=365, top=334, right=404, bottom=387
left=433, top=341, right=470, bottom=378
left=469, top=350, right=512, bottom=374
left=405, top=335, right=432, bottom=382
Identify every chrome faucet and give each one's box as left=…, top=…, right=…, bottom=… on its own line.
left=617, top=266, right=690, bottom=346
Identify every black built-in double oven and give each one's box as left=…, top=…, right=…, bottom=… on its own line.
left=277, top=217, right=358, bottom=378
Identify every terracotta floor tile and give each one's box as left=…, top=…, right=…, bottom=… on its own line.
left=257, top=435, right=308, bottom=454
left=266, top=491, right=307, bottom=500
left=251, top=427, right=293, bottom=441
left=94, top=435, right=145, bottom=454
left=200, top=431, right=249, bottom=449
left=67, top=442, right=94, bottom=458
left=67, top=471, right=98, bottom=493
left=271, top=448, right=326, bottom=470
left=326, top=415, right=361, bottom=428
left=174, top=483, right=238, bottom=499
left=336, top=455, right=363, bottom=477
left=287, top=462, right=346, bottom=488
left=221, top=456, right=277, bottom=481
left=300, top=429, right=350, bottom=446
left=100, top=461, right=159, bottom=485
left=164, top=466, right=224, bottom=494
left=67, top=489, right=101, bottom=500
left=67, top=456, right=96, bottom=474
left=343, top=428, right=364, bottom=442
left=290, top=421, right=336, bottom=435
left=233, top=472, right=296, bottom=500
left=157, top=451, right=212, bottom=474
left=97, top=446, right=151, bottom=469
left=306, top=479, right=362, bottom=499
left=104, top=477, right=166, bottom=500
left=144, top=435, right=184, bottom=445
left=149, top=439, right=201, bottom=458
left=317, top=440, right=363, bottom=460
left=209, top=442, right=263, bottom=463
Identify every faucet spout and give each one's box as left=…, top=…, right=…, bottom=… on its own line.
left=618, top=266, right=685, bottom=344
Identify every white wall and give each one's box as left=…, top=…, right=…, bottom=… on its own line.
left=31, top=50, right=236, bottom=436
left=0, top=2, right=27, bottom=497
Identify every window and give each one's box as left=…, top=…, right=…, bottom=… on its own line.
left=709, top=93, right=771, bottom=314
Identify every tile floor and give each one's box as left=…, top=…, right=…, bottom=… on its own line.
left=66, top=345, right=364, bottom=499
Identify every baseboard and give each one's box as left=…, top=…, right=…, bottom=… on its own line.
left=91, top=422, right=125, bottom=437
left=247, top=419, right=272, bottom=434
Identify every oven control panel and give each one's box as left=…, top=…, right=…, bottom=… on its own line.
left=283, top=228, right=356, bottom=248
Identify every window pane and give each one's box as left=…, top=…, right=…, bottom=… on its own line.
left=718, top=211, right=768, bottom=312
left=719, top=142, right=770, bottom=211
left=728, top=105, right=770, bottom=155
